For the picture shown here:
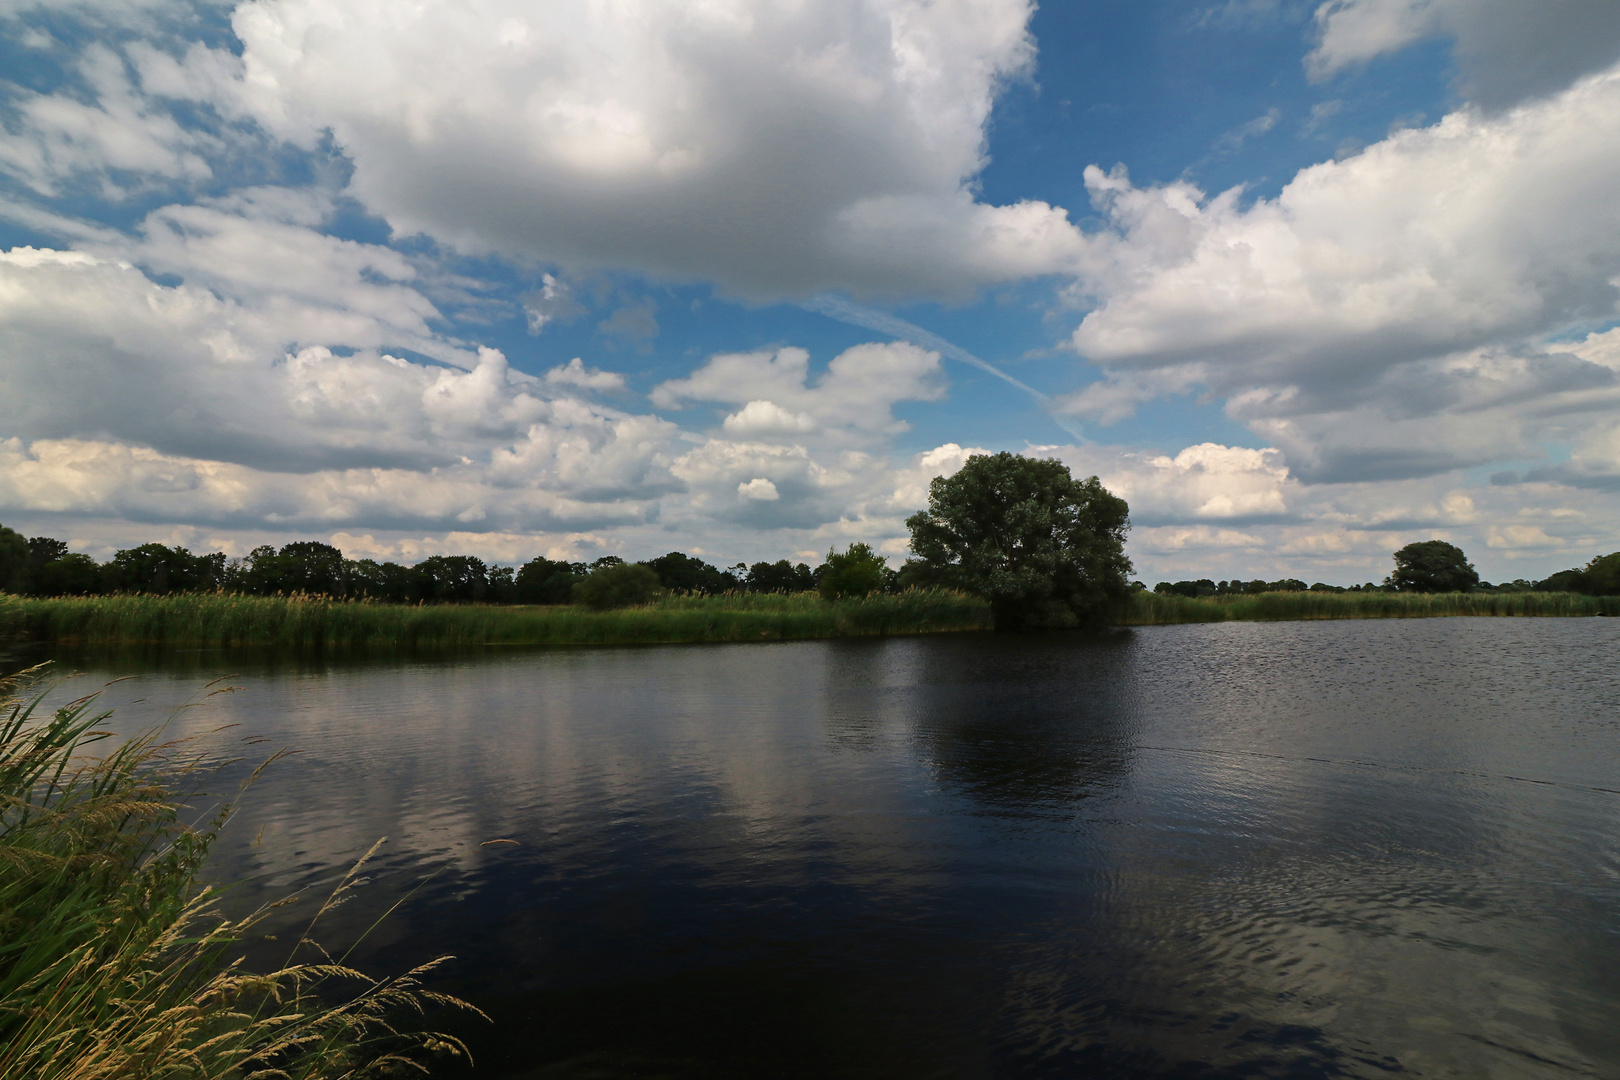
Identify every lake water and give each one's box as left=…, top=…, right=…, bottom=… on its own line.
left=19, top=617, right=1620, bottom=1078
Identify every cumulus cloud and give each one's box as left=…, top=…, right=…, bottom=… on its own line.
left=737, top=477, right=780, bottom=502
left=195, top=0, right=1082, bottom=298
left=0, top=241, right=690, bottom=532
left=0, top=436, right=660, bottom=533
left=543, top=357, right=626, bottom=393
left=1062, top=66, right=1620, bottom=483
left=1307, top=0, right=1620, bottom=109
left=654, top=342, right=944, bottom=440
left=0, top=236, right=956, bottom=556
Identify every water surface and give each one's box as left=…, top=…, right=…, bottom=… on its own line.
left=23, top=618, right=1620, bottom=1078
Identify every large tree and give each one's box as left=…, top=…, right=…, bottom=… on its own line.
left=1388, top=540, right=1479, bottom=593
left=905, top=452, right=1132, bottom=629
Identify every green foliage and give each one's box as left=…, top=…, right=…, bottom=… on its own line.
left=1579, top=551, right=1620, bottom=595
left=744, top=560, right=815, bottom=593
left=104, top=544, right=226, bottom=595
left=233, top=541, right=352, bottom=597
left=0, top=669, right=478, bottom=1080
left=513, top=556, right=585, bottom=604
left=817, top=542, right=889, bottom=600
left=1388, top=540, right=1479, bottom=593
left=573, top=562, right=667, bottom=609
left=0, top=590, right=991, bottom=651
left=906, top=452, right=1132, bottom=629
left=1121, top=588, right=1620, bottom=624
left=29, top=554, right=102, bottom=598
left=641, top=552, right=739, bottom=595
left=1154, top=578, right=1309, bottom=598
left=0, top=525, right=26, bottom=594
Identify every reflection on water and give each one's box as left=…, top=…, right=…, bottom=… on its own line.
left=15, top=618, right=1620, bottom=1078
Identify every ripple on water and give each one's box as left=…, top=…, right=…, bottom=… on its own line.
left=22, top=618, right=1620, bottom=1078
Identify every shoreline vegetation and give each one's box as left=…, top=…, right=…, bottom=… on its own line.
left=0, top=587, right=1614, bottom=654
left=0, top=670, right=476, bottom=1079
left=0, top=589, right=996, bottom=652
left=1118, top=588, right=1620, bottom=624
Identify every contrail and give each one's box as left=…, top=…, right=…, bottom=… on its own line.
left=800, top=294, right=1086, bottom=441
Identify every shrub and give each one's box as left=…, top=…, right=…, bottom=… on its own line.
left=817, top=543, right=889, bottom=600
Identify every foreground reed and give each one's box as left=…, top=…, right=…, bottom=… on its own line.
left=0, top=669, right=478, bottom=1080
left=1120, top=589, right=1620, bottom=624
left=0, top=589, right=993, bottom=653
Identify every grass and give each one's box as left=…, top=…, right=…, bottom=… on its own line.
left=0, top=590, right=993, bottom=653
left=0, top=667, right=479, bottom=1079
left=1120, top=589, right=1620, bottom=625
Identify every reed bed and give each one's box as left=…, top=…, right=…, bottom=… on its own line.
left=0, top=589, right=993, bottom=653
left=0, top=668, right=478, bottom=1080
left=1120, top=589, right=1620, bottom=625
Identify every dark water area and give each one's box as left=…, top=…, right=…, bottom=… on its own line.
left=16, top=618, right=1620, bottom=1079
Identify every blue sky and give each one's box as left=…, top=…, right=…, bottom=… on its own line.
left=1, top=0, right=1618, bottom=583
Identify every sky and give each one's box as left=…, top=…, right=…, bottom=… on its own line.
left=1, top=0, right=1618, bottom=585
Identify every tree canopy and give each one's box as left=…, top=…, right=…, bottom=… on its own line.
left=1388, top=541, right=1479, bottom=593
left=817, top=543, right=888, bottom=599
left=905, top=452, right=1132, bottom=629
left=573, top=562, right=663, bottom=609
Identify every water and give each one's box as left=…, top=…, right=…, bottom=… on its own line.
left=19, top=618, right=1620, bottom=1078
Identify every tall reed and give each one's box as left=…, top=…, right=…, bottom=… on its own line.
left=1120, top=589, right=1620, bottom=625
left=0, top=668, right=479, bottom=1080
left=0, top=589, right=992, bottom=653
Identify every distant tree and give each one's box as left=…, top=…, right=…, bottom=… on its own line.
left=32, top=553, right=102, bottom=596
left=1155, top=580, right=1214, bottom=599
left=0, top=525, right=28, bottom=593
left=746, top=559, right=816, bottom=593
left=416, top=555, right=488, bottom=603
left=906, top=452, right=1131, bottom=629
left=349, top=559, right=420, bottom=603
left=817, top=543, right=889, bottom=600
left=1388, top=541, right=1479, bottom=593
left=642, top=552, right=738, bottom=595
left=230, top=541, right=352, bottom=597
left=275, top=541, right=351, bottom=596
left=104, top=544, right=224, bottom=594
left=514, top=556, right=586, bottom=604
left=574, top=562, right=663, bottom=609
left=27, top=536, right=68, bottom=574
left=1583, top=552, right=1620, bottom=595
left=485, top=565, right=516, bottom=603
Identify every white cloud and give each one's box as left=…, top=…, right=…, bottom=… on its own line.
left=1308, top=0, right=1620, bottom=109
left=737, top=477, right=780, bottom=502
left=1133, top=525, right=1267, bottom=554
left=543, top=357, right=626, bottom=393
left=207, top=0, right=1080, bottom=299
left=1062, top=67, right=1620, bottom=483
left=654, top=342, right=945, bottom=440
left=722, top=401, right=818, bottom=436
left=0, top=43, right=215, bottom=195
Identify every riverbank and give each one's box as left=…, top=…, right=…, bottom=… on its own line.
left=0, top=589, right=1610, bottom=653
left=1119, top=589, right=1619, bottom=624
left=0, top=589, right=994, bottom=651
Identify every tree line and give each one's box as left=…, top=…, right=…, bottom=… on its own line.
left=0, top=525, right=906, bottom=608
left=6, top=462, right=1613, bottom=626
left=1153, top=541, right=1620, bottom=598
